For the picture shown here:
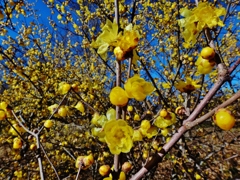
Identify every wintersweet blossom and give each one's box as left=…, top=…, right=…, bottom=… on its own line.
left=91, top=19, right=140, bottom=62
left=109, top=86, right=128, bottom=106
left=118, top=24, right=140, bottom=52
left=114, top=24, right=140, bottom=61
left=175, top=77, right=201, bottom=93
left=91, top=108, right=116, bottom=142
left=75, top=154, right=94, bottom=170
left=124, top=75, right=155, bottom=101
left=139, top=120, right=158, bottom=139
left=91, top=19, right=118, bottom=59
left=154, top=112, right=176, bottom=129
left=195, top=56, right=215, bottom=75
left=58, top=82, right=71, bottom=95
left=178, top=2, right=226, bottom=47
left=104, top=119, right=133, bottom=155
left=132, top=129, right=143, bottom=142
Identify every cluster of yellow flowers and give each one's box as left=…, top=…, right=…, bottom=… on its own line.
left=109, top=74, right=155, bottom=106
left=91, top=19, right=140, bottom=62
left=178, top=2, right=226, bottom=48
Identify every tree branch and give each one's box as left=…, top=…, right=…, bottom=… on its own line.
left=130, top=60, right=239, bottom=179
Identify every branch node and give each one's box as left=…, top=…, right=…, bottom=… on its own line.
left=144, top=153, right=162, bottom=170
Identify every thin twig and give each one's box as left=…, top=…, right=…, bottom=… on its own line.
left=114, top=0, right=121, bottom=175
left=75, top=163, right=82, bottom=180
left=40, top=143, right=60, bottom=180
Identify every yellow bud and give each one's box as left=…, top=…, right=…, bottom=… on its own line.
left=30, top=144, right=37, bottom=151
left=160, top=109, right=168, bottom=118
left=109, top=87, right=128, bottom=106
left=122, top=162, right=132, bottom=173
left=213, top=108, right=235, bottom=130
left=99, top=165, right=110, bottom=176
left=127, top=105, right=133, bottom=112
left=201, top=47, right=215, bottom=60
left=195, top=173, right=202, bottom=180
left=140, top=120, right=151, bottom=130
left=57, top=14, right=62, bottom=20
left=114, top=46, right=125, bottom=61
left=133, top=114, right=140, bottom=121
left=58, top=106, right=68, bottom=117
left=161, top=128, right=169, bottom=137
left=75, top=102, right=85, bottom=113
left=13, top=137, right=22, bottom=149
left=44, top=120, right=54, bottom=128
left=119, top=171, right=126, bottom=180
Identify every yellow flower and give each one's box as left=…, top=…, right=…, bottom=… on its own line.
left=114, top=46, right=125, bottom=61
left=178, top=2, right=226, bottom=47
left=162, top=82, right=171, bottom=89
left=91, top=108, right=117, bottom=142
left=91, top=127, right=106, bottom=142
left=0, top=101, right=9, bottom=120
left=154, top=112, right=176, bottom=129
left=91, top=19, right=118, bottom=60
left=75, top=101, right=85, bottom=113
left=75, top=154, right=94, bottom=170
left=119, top=171, right=126, bottom=180
left=48, top=104, right=58, bottom=114
left=195, top=56, right=215, bottom=75
left=117, top=24, right=140, bottom=53
left=132, top=129, right=143, bottom=142
left=114, top=24, right=140, bottom=61
left=139, top=120, right=158, bottom=139
left=141, top=126, right=158, bottom=139
left=109, top=87, right=128, bottom=106
left=91, top=108, right=116, bottom=127
left=9, top=124, right=26, bottom=136
left=58, top=82, right=71, bottom=95
left=0, top=101, right=8, bottom=111
left=91, top=20, right=140, bottom=61
left=104, top=119, right=133, bottom=155
left=124, top=75, right=155, bottom=101
left=175, top=77, right=201, bottom=93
